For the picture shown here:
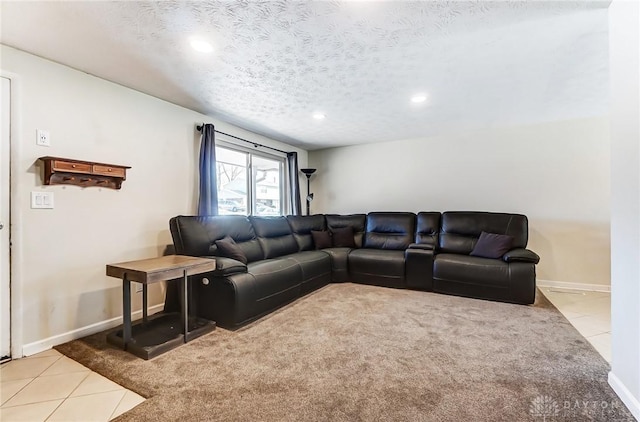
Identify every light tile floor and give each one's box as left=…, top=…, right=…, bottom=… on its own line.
left=0, top=349, right=145, bottom=421
left=0, top=288, right=611, bottom=421
left=539, top=287, right=611, bottom=362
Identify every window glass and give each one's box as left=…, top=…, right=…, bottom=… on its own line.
left=216, top=145, right=284, bottom=216
left=216, top=148, right=248, bottom=215
left=253, top=156, right=282, bottom=216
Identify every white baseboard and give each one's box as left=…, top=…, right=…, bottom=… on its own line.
left=609, top=371, right=640, bottom=420
left=21, top=304, right=165, bottom=357
left=537, top=279, right=611, bottom=293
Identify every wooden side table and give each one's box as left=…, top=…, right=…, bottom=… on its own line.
left=106, top=255, right=216, bottom=359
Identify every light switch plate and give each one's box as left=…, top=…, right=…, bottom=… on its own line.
left=36, top=129, right=51, bottom=147
left=31, top=191, right=54, bottom=209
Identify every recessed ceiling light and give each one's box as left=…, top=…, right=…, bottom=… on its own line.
left=312, top=113, right=326, bottom=120
left=411, top=94, right=427, bottom=104
left=190, top=37, right=213, bottom=53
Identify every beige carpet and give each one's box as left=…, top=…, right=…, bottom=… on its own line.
left=56, top=283, right=634, bottom=421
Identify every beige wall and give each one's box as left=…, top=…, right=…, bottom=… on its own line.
left=309, top=117, right=611, bottom=287
left=1, top=45, right=308, bottom=352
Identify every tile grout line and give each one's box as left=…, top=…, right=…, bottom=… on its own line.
left=2, top=398, right=65, bottom=420
left=2, top=371, right=91, bottom=410
left=108, top=390, right=130, bottom=421
left=69, top=374, right=127, bottom=399
left=36, top=370, right=92, bottom=379
left=0, top=378, right=36, bottom=408
left=35, top=354, right=64, bottom=376
left=0, top=354, right=64, bottom=408
left=43, top=371, right=92, bottom=422
left=43, top=397, right=67, bottom=421
left=62, top=370, right=92, bottom=398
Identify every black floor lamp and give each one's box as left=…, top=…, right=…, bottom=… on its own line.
left=300, top=168, right=316, bottom=216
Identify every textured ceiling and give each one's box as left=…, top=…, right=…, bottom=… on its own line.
left=1, top=1, right=609, bottom=150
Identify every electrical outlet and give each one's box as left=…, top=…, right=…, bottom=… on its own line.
left=31, top=191, right=54, bottom=209
left=36, top=129, right=51, bottom=147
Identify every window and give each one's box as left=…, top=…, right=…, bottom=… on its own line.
left=216, top=144, right=285, bottom=216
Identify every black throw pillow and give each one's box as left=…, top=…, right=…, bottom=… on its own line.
left=470, top=231, right=514, bottom=259
left=331, top=226, right=356, bottom=248
left=311, top=230, right=332, bottom=250
left=215, top=236, right=248, bottom=264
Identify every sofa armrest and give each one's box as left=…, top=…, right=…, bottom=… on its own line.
left=408, top=243, right=435, bottom=251
left=210, top=256, right=248, bottom=276
left=503, top=248, right=540, bottom=264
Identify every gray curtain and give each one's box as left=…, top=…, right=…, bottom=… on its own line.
left=198, top=124, right=218, bottom=216
left=286, top=152, right=302, bottom=215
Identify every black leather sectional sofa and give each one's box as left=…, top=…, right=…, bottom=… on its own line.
left=168, top=211, right=540, bottom=328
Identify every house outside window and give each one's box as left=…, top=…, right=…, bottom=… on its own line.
left=215, top=143, right=285, bottom=216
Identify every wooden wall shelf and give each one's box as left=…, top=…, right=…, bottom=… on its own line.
left=39, top=156, right=131, bottom=190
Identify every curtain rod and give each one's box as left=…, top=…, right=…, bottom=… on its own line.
left=196, top=124, right=289, bottom=155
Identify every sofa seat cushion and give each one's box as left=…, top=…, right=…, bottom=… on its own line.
left=285, top=251, right=332, bottom=293
left=286, top=251, right=331, bottom=281
left=246, top=257, right=303, bottom=305
left=433, top=253, right=510, bottom=287
left=202, top=258, right=303, bottom=328
left=348, top=249, right=405, bottom=288
left=322, top=247, right=351, bottom=282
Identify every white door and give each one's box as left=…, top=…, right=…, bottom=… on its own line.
left=1, top=77, right=11, bottom=359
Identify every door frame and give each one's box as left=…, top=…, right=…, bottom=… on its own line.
left=1, top=71, right=24, bottom=358
left=1, top=76, right=11, bottom=360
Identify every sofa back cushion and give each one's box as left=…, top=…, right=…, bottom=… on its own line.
left=326, top=214, right=366, bottom=248
left=170, top=215, right=264, bottom=263
left=439, top=211, right=528, bottom=255
left=311, top=230, right=333, bottom=249
left=250, top=216, right=299, bottom=259
left=286, top=214, right=326, bottom=251
left=363, top=212, right=416, bottom=250
left=416, top=212, right=441, bottom=248
left=331, top=226, right=356, bottom=247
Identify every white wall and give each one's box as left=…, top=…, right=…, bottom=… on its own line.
left=309, top=117, right=611, bottom=288
left=608, top=0, right=640, bottom=419
left=1, top=45, right=308, bottom=355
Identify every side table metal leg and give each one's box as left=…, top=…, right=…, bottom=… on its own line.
left=122, top=275, right=131, bottom=350
left=181, top=269, right=188, bottom=343
left=142, top=283, right=148, bottom=323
